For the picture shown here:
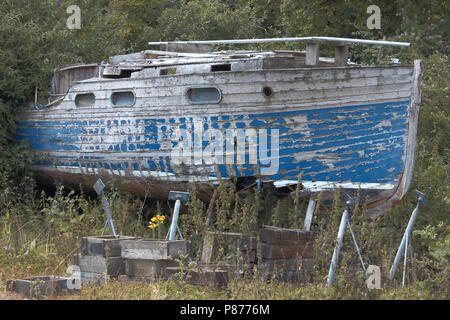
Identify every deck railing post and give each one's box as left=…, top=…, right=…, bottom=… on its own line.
left=306, top=42, right=320, bottom=66
left=335, top=46, right=349, bottom=66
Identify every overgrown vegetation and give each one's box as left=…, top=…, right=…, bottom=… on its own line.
left=0, top=0, right=448, bottom=299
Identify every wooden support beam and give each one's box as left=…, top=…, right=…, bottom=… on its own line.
left=305, top=42, right=320, bottom=66
left=335, top=46, right=349, bottom=66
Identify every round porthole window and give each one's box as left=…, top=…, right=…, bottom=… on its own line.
left=262, top=86, right=273, bottom=98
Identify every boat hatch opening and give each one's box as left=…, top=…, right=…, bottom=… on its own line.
left=187, top=87, right=222, bottom=104
left=75, top=93, right=95, bottom=107
left=111, top=91, right=135, bottom=107
left=160, top=68, right=177, bottom=75
left=262, top=86, right=273, bottom=98
left=211, top=64, right=231, bottom=72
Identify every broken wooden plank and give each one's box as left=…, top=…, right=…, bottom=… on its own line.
left=200, top=232, right=215, bottom=264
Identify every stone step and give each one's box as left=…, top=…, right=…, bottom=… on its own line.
left=121, top=239, right=190, bottom=260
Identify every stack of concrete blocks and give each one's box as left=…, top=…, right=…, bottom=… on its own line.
left=73, top=235, right=140, bottom=284
left=259, top=226, right=315, bottom=283
left=120, top=239, right=190, bottom=282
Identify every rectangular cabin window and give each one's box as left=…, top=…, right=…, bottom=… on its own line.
left=160, top=68, right=177, bottom=75
left=187, top=87, right=222, bottom=104
left=211, top=64, right=231, bottom=72
left=111, top=91, right=135, bottom=107
left=75, top=93, right=95, bottom=107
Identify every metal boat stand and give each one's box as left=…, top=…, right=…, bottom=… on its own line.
left=327, top=195, right=366, bottom=288
left=93, top=178, right=117, bottom=236
left=49, top=178, right=64, bottom=216
left=166, top=191, right=189, bottom=241
left=389, top=190, right=427, bottom=286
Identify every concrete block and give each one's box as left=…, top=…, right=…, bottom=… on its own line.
left=121, top=239, right=190, bottom=260
left=73, top=254, right=124, bottom=276
left=117, top=275, right=154, bottom=283
left=80, top=272, right=110, bottom=284
left=6, top=276, right=75, bottom=299
left=81, top=235, right=140, bottom=257
left=165, top=266, right=228, bottom=287
left=260, top=258, right=315, bottom=283
left=259, top=226, right=314, bottom=246
left=260, top=243, right=314, bottom=259
left=124, top=259, right=178, bottom=279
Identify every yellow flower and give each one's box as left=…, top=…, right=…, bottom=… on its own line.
left=151, top=217, right=157, bottom=222
left=27, top=266, right=32, bottom=270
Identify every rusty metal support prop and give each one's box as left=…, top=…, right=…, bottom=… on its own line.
left=389, top=190, right=427, bottom=284
left=93, top=179, right=116, bottom=237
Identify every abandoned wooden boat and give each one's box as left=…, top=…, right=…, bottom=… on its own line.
left=16, top=37, right=423, bottom=217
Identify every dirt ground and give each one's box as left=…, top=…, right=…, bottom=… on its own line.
left=0, top=291, right=24, bottom=300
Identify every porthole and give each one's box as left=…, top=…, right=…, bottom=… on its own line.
left=187, top=87, right=222, bottom=104
left=262, top=86, right=273, bottom=99
left=75, top=93, right=95, bottom=107
left=111, top=91, right=135, bottom=107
